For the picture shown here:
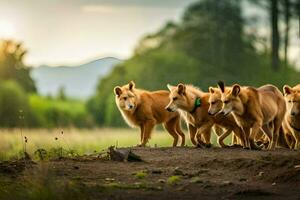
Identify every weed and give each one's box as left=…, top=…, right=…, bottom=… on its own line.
left=133, top=171, right=147, bottom=179
left=167, top=175, right=181, bottom=185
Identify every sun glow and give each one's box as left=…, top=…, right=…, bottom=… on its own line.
left=0, top=20, right=16, bottom=38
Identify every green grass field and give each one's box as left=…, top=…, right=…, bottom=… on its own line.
left=0, top=128, right=230, bottom=160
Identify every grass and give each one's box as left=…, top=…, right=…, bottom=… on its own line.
left=167, top=176, right=181, bottom=185
left=0, top=128, right=232, bottom=161
left=134, top=171, right=147, bottom=179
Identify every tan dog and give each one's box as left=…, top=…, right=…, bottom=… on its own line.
left=218, top=82, right=286, bottom=150
left=166, top=83, right=246, bottom=148
left=114, top=81, right=185, bottom=147
left=283, top=84, right=300, bottom=149
left=208, top=87, right=247, bottom=147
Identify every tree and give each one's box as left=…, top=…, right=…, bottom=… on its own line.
left=270, top=0, right=280, bottom=71
left=57, top=86, right=67, bottom=101
left=283, top=0, right=291, bottom=67
left=88, top=0, right=300, bottom=127
left=0, top=40, right=36, bottom=92
left=0, top=81, right=29, bottom=127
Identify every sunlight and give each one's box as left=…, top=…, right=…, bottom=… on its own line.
left=0, top=20, right=16, bottom=38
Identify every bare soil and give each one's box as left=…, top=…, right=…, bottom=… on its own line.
left=1, top=147, right=300, bottom=200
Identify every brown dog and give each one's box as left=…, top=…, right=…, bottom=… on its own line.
left=218, top=82, right=286, bottom=150
left=283, top=84, right=300, bottom=149
left=114, top=81, right=185, bottom=147
left=166, top=83, right=246, bottom=148
left=208, top=87, right=247, bottom=147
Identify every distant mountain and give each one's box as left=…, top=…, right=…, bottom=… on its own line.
left=30, top=57, right=122, bottom=99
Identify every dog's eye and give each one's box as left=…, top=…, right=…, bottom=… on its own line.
left=288, top=100, right=292, bottom=103
left=211, top=101, right=215, bottom=105
left=173, top=97, right=178, bottom=101
left=224, top=100, right=229, bottom=104
left=123, top=97, right=127, bottom=100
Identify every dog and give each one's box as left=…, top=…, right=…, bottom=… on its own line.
left=218, top=82, right=286, bottom=150
left=114, top=81, right=185, bottom=147
left=282, top=84, right=300, bottom=149
left=208, top=86, right=247, bottom=147
left=166, top=83, right=246, bottom=148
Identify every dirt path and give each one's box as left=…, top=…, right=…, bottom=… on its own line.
left=1, top=147, right=300, bottom=200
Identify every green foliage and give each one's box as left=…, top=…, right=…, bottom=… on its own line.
left=88, top=0, right=300, bottom=127
left=133, top=171, right=147, bottom=179
left=167, top=175, right=181, bottom=185
left=57, top=86, right=67, bottom=101
left=0, top=80, right=30, bottom=127
left=0, top=40, right=36, bottom=92
left=33, top=147, right=79, bottom=160
left=28, top=95, right=94, bottom=128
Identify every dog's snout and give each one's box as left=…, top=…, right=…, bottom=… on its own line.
left=291, top=112, right=296, bottom=116
left=208, top=111, right=214, bottom=116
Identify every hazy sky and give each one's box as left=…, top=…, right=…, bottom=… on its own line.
left=0, top=0, right=299, bottom=67
left=0, top=0, right=197, bottom=66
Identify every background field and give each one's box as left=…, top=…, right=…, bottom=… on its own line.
left=0, top=128, right=227, bottom=161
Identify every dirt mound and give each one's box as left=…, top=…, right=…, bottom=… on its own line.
left=0, top=147, right=299, bottom=200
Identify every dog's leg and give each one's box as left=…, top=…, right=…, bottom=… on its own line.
left=261, top=125, right=272, bottom=149
left=217, top=129, right=232, bottom=148
left=196, top=123, right=213, bottom=148
left=164, top=118, right=179, bottom=147
left=141, top=120, right=156, bottom=147
left=243, top=127, right=251, bottom=149
left=232, top=134, right=238, bottom=145
left=188, top=124, right=198, bottom=146
left=249, top=121, right=263, bottom=150
left=233, top=127, right=246, bottom=147
left=174, top=118, right=185, bottom=147
left=139, top=125, right=144, bottom=146
left=269, top=117, right=283, bottom=150
left=294, top=131, right=300, bottom=149
left=285, top=134, right=294, bottom=149
left=214, top=125, right=223, bottom=137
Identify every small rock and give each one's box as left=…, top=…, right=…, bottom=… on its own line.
left=173, top=167, right=184, bottom=176
left=258, top=171, right=264, bottom=177
left=156, top=186, right=163, bottom=190
left=152, top=169, right=163, bottom=174
left=272, top=182, right=276, bottom=186
left=222, top=181, right=233, bottom=186
left=158, top=179, right=165, bottom=183
left=73, top=166, right=79, bottom=170
left=105, top=178, right=115, bottom=182
left=239, top=178, right=247, bottom=182
left=190, top=177, right=203, bottom=183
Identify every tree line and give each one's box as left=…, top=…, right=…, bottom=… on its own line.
left=87, top=0, right=300, bottom=127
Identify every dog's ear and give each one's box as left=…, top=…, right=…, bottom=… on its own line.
left=232, top=84, right=241, bottom=96
left=177, top=83, right=186, bottom=95
left=167, top=84, right=175, bottom=91
left=128, top=81, right=135, bottom=90
left=209, top=87, right=215, bottom=94
left=114, top=86, right=122, bottom=96
left=217, top=81, right=225, bottom=93
left=283, top=85, right=293, bottom=96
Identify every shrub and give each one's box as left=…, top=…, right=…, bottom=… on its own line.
left=0, top=80, right=30, bottom=127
